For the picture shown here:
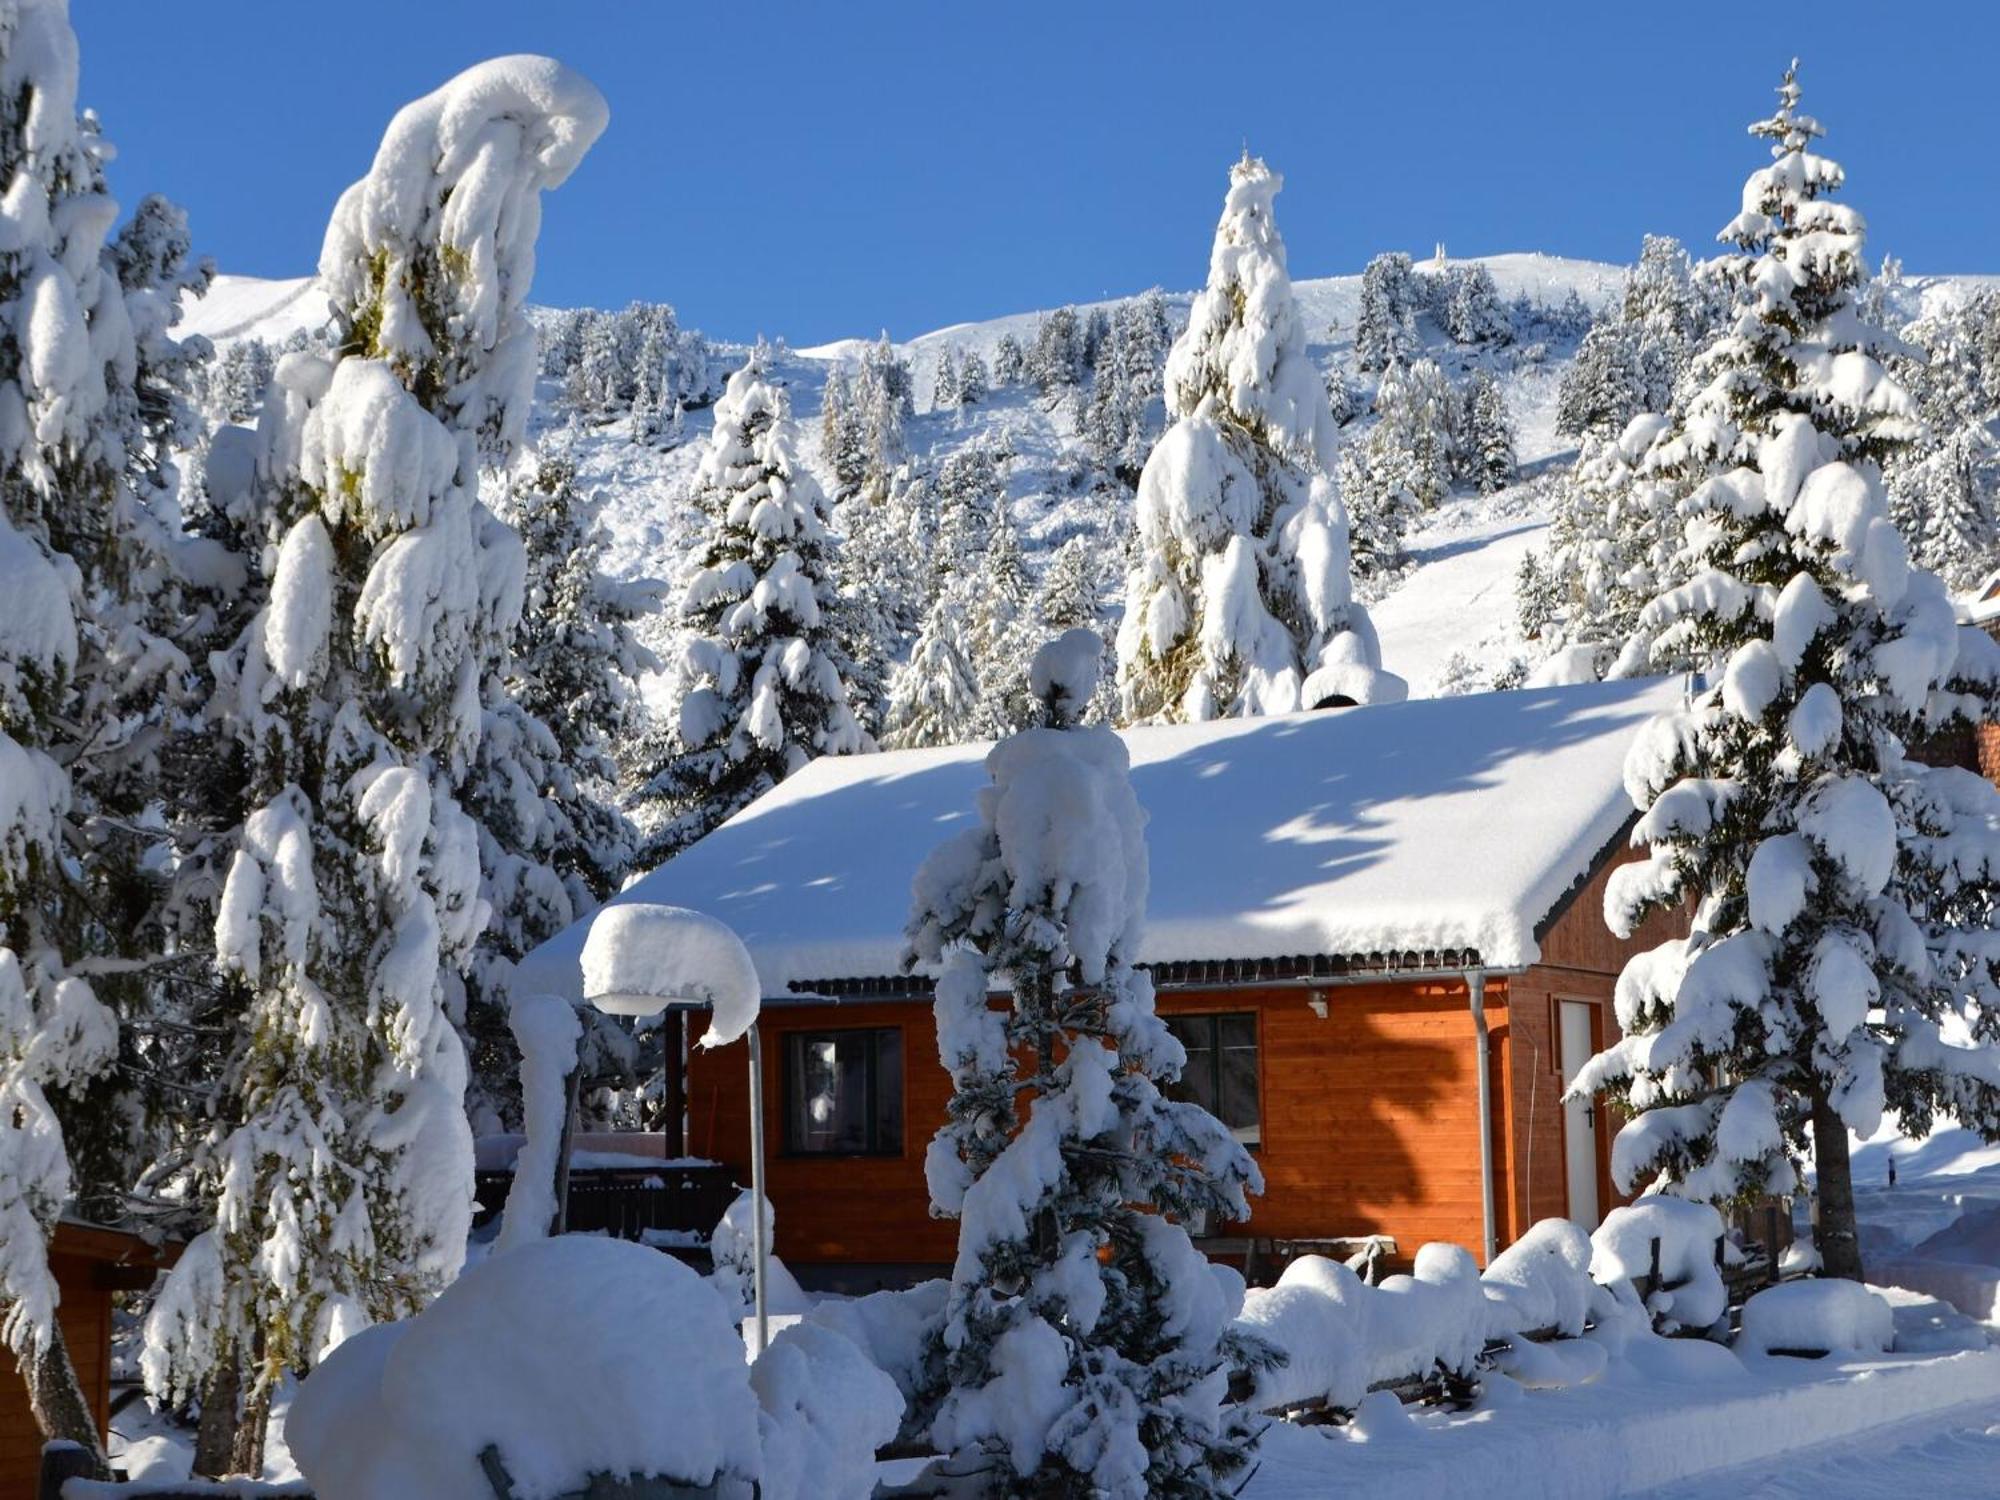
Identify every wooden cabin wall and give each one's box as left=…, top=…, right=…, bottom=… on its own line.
left=0, top=1253, right=112, bottom=1490
left=1157, top=981, right=1494, bottom=1259
left=687, top=842, right=1693, bottom=1279
left=691, top=982, right=1507, bottom=1271
left=688, top=999, right=959, bottom=1266
left=1507, top=842, right=1694, bottom=1237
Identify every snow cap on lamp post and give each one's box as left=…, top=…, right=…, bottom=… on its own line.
left=580, top=903, right=761, bottom=1048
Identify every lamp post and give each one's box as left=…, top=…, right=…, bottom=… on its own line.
left=581, top=903, right=769, bottom=1354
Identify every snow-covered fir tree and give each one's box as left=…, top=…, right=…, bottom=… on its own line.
left=462, top=453, right=657, bottom=1130
left=1029, top=305, right=1084, bottom=398
left=1371, top=357, right=1456, bottom=508
left=1522, top=414, right=1673, bottom=681
left=992, top=332, right=1026, bottom=387
left=958, top=347, right=989, bottom=405
left=1567, top=63, right=1994, bottom=1285
left=883, top=593, right=981, bottom=749
left=905, top=630, right=1266, bottom=1498
left=1555, top=319, right=1648, bottom=440
left=1464, top=367, right=1517, bottom=493
left=932, top=345, right=963, bottom=410
left=139, top=59, right=609, bottom=1463
left=1117, top=153, right=1400, bottom=722
left=1887, top=296, right=2000, bottom=589
left=1355, top=250, right=1419, bottom=370
left=1444, top=262, right=1508, bottom=346
left=1333, top=429, right=1418, bottom=583
left=632, top=354, right=871, bottom=860
left=0, top=1, right=214, bottom=1466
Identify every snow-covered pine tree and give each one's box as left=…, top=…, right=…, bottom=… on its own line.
left=882, top=594, right=981, bottom=750
left=958, top=348, right=989, bottom=406
left=1333, top=430, right=1417, bottom=583
left=906, top=630, right=1265, bottom=1498
left=0, top=1, right=208, bottom=1465
left=967, top=506, right=1036, bottom=738
left=632, top=355, right=871, bottom=861
left=1887, top=298, right=2000, bottom=589
left=1371, top=358, right=1455, bottom=508
left=1355, top=251, right=1418, bottom=371
left=1029, top=306, right=1083, bottom=398
left=141, top=59, right=610, bottom=1456
left=1117, top=154, right=1399, bottom=722
left=1444, top=262, right=1507, bottom=346
left=462, top=452, right=658, bottom=1129
left=1567, top=63, right=1990, bottom=1285
left=932, top=345, right=962, bottom=411
left=1039, top=536, right=1102, bottom=634
left=1522, top=414, right=1672, bottom=681
left=992, top=333, right=1026, bottom=387
left=1555, top=319, right=1647, bottom=440
left=1464, top=368, right=1517, bottom=494
left=1889, top=424, right=1997, bottom=592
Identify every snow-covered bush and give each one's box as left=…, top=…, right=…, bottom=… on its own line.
left=290, top=1236, right=765, bottom=1500
left=1589, top=1198, right=1727, bottom=1333
left=1736, top=1278, right=1893, bottom=1357
left=710, top=1189, right=810, bottom=1321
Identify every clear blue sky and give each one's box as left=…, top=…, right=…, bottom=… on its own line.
left=75, top=0, right=1998, bottom=346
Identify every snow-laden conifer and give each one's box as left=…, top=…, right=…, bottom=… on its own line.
left=141, top=58, right=608, bottom=1451
left=0, top=0, right=215, bottom=1467
left=1567, top=64, right=2000, bottom=1283
left=633, top=355, right=870, bottom=859
left=906, top=631, right=1265, bottom=1498
left=1117, top=154, right=1400, bottom=721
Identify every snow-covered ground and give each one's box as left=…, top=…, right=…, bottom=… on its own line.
left=1232, top=1126, right=2000, bottom=1499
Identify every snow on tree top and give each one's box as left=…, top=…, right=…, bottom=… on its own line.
left=520, top=675, right=1687, bottom=999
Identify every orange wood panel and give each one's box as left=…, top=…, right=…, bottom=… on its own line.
left=0, top=1254, right=114, bottom=1494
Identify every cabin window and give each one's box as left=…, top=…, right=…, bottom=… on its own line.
left=783, top=1028, right=903, bottom=1156
left=1164, top=1012, right=1260, bottom=1147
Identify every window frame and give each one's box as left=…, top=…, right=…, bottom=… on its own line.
left=780, top=1025, right=905, bottom=1158
left=1163, top=1010, right=1262, bottom=1149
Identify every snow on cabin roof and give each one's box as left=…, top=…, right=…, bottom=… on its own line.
left=517, top=675, right=1687, bottom=1002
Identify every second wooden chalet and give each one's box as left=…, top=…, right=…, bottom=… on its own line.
left=521, top=676, right=1692, bottom=1287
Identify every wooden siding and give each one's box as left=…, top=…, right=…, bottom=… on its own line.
left=689, top=999, right=960, bottom=1266
left=0, top=1250, right=113, bottom=1489
left=692, top=982, right=1509, bottom=1270
left=687, top=840, right=1692, bottom=1275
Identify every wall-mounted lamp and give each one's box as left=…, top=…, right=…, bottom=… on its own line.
left=1306, top=991, right=1328, bottom=1020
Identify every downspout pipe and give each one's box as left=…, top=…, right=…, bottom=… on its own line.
left=1469, top=968, right=1497, bottom=1265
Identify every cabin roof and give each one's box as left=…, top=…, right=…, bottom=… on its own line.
left=519, top=676, right=1686, bottom=1001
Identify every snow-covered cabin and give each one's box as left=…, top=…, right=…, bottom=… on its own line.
left=521, top=677, right=1692, bottom=1285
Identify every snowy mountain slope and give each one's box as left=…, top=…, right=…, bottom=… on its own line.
left=178, top=257, right=1993, bottom=701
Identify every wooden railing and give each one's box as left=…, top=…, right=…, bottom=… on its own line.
left=472, top=1161, right=740, bottom=1251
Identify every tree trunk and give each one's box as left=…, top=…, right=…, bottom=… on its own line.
left=1811, top=1086, right=1865, bottom=1282
left=21, top=1328, right=108, bottom=1479
left=191, top=1357, right=240, bottom=1479
left=229, top=1376, right=270, bottom=1480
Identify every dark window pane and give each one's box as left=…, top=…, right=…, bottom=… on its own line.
left=1166, top=1015, right=1219, bottom=1115
left=1162, top=1012, right=1259, bottom=1146
left=874, top=1029, right=903, bottom=1152
left=784, top=1029, right=904, bottom=1155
